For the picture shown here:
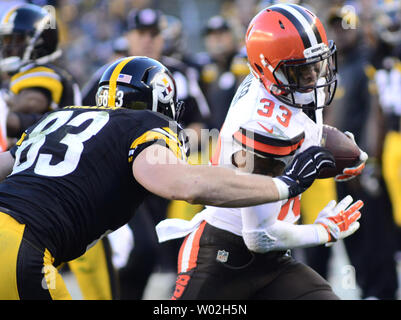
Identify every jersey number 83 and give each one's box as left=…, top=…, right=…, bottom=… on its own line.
left=12, top=111, right=109, bottom=177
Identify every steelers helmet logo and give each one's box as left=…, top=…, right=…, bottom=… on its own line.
left=152, top=72, right=175, bottom=103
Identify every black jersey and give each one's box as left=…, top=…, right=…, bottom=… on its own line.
left=0, top=106, right=187, bottom=263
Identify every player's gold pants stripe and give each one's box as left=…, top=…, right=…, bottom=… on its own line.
left=68, top=240, right=112, bottom=300
left=0, top=211, right=24, bottom=299
left=108, top=57, right=136, bottom=107
left=382, top=131, right=401, bottom=227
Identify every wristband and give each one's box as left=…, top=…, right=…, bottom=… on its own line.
left=272, top=177, right=289, bottom=200
left=315, top=223, right=331, bottom=244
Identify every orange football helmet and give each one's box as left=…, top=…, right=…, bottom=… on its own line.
left=245, top=3, right=337, bottom=110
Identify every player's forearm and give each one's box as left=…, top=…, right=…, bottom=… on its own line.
left=241, top=203, right=330, bottom=253
left=133, top=144, right=288, bottom=207
left=242, top=221, right=329, bottom=253
left=268, top=221, right=329, bottom=249
left=179, top=164, right=283, bottom=207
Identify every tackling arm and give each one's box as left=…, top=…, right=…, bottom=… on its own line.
left=132, top=143, right=281, bottom=207
left=132, top=143, right=335, bottom=207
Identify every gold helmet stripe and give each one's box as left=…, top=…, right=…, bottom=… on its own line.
left=108, top=56, right=136, bottom=107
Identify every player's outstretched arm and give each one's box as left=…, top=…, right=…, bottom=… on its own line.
left=0, top=151, right=15, bottom=181
left=242, top=195, right=363, bottom=253
left=132, top=144, right=335, bottom=208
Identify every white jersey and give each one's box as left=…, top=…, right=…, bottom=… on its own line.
left=156, top=74, right=323, bottom=242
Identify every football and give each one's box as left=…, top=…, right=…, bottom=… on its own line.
left=318, top=125, right=361, bottom=179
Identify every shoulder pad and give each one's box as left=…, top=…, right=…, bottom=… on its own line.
left=10, top=64, right=63, bottom=104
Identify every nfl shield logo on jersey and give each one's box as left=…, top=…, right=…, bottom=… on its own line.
left=216, top=249, right=229, bottom=263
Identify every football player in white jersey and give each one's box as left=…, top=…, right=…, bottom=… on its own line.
left=156, top=3, right=367, bottom=300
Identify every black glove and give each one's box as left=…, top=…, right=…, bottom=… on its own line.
left=277, top=146, right=335, bottom=198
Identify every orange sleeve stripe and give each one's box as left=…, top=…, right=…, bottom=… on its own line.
left=210, top=134, right=222, bottom=166
left=0, top=129, right=7, bottom=152
left=210, top=123, right=224, bottom=166
left=233, top=131, right=304, bottom=156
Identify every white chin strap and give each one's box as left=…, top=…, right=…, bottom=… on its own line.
left=292, top=78, right=328, bottom=107
left=35, top=49, right=62, bottom=65
left=0, top=56, right=22, bottom=73
left=0, top=49, right=63, bottom=73
left=152, top=87, right=159, bottom=112
left=293, top=90, right=315, bottom=105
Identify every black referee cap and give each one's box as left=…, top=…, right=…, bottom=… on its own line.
left=127, top=8, right=164, bottom=32
left=203, top=15, right=230, bottom=35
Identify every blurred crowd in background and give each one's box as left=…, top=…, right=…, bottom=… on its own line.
left=2, top=0, right=401, bottom=300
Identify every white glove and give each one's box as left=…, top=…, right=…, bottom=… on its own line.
left=314, top=195, right=363, bottom=244
left=335, top=131, right=368, bottom=182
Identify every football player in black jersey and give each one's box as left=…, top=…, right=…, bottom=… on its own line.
left=0, top=3, right=116, bottom=300
left=0, top=56, right=334, bottom=299
left=0, top=4, right=81, bottom=140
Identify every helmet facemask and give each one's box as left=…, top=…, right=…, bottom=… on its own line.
left=0, top=5, right=61, bottom=74
left=271, top=41, right=337, bottom=110
left=0, top=33, right=30, bottom=72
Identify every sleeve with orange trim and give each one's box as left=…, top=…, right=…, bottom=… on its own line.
left=232, top=123, right=305, bottom=159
